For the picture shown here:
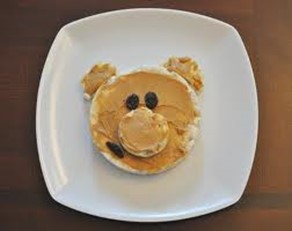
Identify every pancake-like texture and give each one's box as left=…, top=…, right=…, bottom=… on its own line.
left=88, top=66, right=201, bottom=174
left=118, top=107, right=169, bottom=158
left=164, top=57, right=204, bottom=92
left=81, top=63, right=116, bottom=100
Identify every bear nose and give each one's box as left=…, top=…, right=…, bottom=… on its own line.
left=118, top=107, right=169, bottom=158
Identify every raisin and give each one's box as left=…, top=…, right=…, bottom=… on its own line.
left=126, top=93, right=139, bottom=110
left=145, top=92, right=158, bottom=109
left=106, top=142, right=124, bottom=158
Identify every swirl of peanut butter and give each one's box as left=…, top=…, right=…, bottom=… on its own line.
left=118, top=107, right=169, bottom=158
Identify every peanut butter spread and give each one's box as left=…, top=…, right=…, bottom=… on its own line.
left=119, top=107, right=169, bottom=158
left=164, top=57, right=204, bottom=92
left=81, top=63, right=116, bottom=98
left=89, top=70, right=200, bottom=173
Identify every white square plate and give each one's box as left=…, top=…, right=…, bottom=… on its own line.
left=36, top=8, right=258, bottom=222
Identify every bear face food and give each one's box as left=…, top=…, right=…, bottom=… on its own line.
left=82, top=57, right=203, bottom=174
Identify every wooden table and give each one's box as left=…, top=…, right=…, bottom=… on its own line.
left=1, top=0, right=292, bottom=230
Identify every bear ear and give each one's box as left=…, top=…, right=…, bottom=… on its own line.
left=163, top=57, right=204, bottom=93
left=81, top=63, right=117, bottom=100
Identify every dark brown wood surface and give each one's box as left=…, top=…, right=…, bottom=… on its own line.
left=1, top=0, right=292, bottom=230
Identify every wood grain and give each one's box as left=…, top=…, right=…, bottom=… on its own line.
left=1, top=0, right=292, bottom=230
